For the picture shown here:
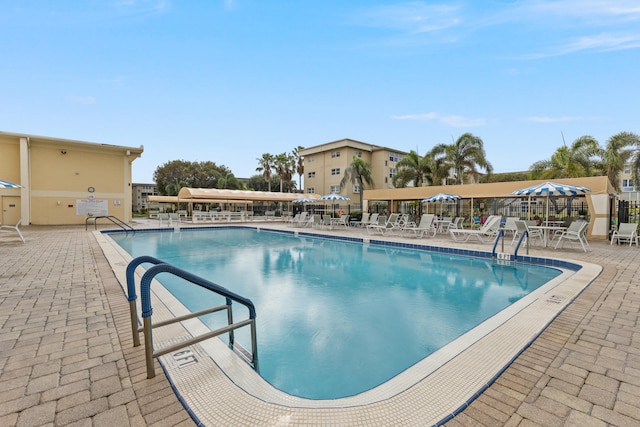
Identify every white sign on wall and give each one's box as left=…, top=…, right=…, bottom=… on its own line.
left=77, top=199, right=108, bottom=216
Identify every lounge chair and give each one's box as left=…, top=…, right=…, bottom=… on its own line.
left=503, top=217, right=518, bottom=236
left=351, top=212, right=370, bottom=228
left=289, top=212, right=309, bottom=227
left=330, top=214, right=350, bottom=229
left=367, top=213, right=400, bottom=235
left=402, top=214, right=436, bottom=238
left=554, top=221, right=590, bottom=252
left=0, top=219, right=25, bottom=243
left=449, top=215, right=502, bottom=242
left=611, top=222, right=638, bottom=246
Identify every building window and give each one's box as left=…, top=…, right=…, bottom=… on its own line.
left=389, top=152, right=402, bottom=162
left=330, top=185, right=340, bottom=193
left=307, top=171, right=315, bottom=178
left=354, top=151, right=362, bottom=158
left=622, top=179, right=632, bottom=187
left=389, top=168, right=396, bottom=178
left=331, top=151, right=341, bottom=158
left=308, top=156, right=315, bottom=162
left=331, top=168, right=340, bottom=175
left=353, top=185, right=360, bottom=193
left=307, top=187, right=315, bottom=194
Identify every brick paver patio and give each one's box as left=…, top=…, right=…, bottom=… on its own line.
left=1, top=223, right=638, bottom=426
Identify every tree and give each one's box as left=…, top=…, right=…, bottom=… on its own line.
left=433, top=133, right=493, bottom=184
left=274, top=152, right=295, bottom=192
left=256, top=153, right=274, bottom=192
left=292, top=146, right=305, bottom=192
left=153, top=160, right=234, bottom=195
left=529, top=136, right=600, bottom=179
left=598, top=132, right=640, bottom=191
left=340, top=156, right=374, bottom=209
left=392, top=148, right=450, bottom=188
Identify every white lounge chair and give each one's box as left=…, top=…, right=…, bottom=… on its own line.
left=402, top=214, right=436, bottom=238
left=512, top=219, right=543, bottom=246
left=554, top=221, right=591, bottom=252
left=351, top=212, right=370, bottom=228
left=330, top=214, right=350, bottom=229
left=611, top=223, right=638, bottom=246
left=449, top=215, right=502, bottom=242
left=367, top=213, right=400, bottom=235
left=0, top=219, right=25, bottom=243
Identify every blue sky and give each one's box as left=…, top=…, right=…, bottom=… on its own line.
left=2, top=1, right=639, bottom=184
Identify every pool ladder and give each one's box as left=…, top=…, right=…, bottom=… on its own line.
left=126, top=256, right=259, bottom=378
left=492, top=229, right=530, bottom=263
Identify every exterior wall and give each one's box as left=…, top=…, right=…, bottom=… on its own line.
left=0, top=132, right=142, bottom=225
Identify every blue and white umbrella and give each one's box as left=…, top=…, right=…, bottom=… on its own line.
left=0, top=179, right=22, bottom=189
left=512, top=181, right=590, bottom=221
left=319, top=193, right=350, bottom=201
left=421, top=193, right=460, bottom=216
left=292, top=198, right=317, bottom=203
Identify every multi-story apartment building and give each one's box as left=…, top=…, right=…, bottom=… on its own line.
left=131, top=183, right=158, bottom=213
left=299, top=138, right=407, bottom=209
left=619, top=163, right=640, bottom=200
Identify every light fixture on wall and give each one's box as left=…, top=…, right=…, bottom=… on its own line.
left=61, top=149, right=67, bottom=155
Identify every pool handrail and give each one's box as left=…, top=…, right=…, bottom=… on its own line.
left=513, top=229, right=530, bottom=259
left=137, top=261, right=259, bottom=379
left=126, top=256, right=167, bottom=347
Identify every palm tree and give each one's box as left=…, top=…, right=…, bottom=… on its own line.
left=433, top=133, right=493, bottom=184
left=292, top=146, right=305, bottom=192
left=340, top=156, right=374, bottom=209
left=256, top=153, right=274, bottom=192
left=529, top=136, right=600, bottom=179
left=599, top=132, right=640, bottom=191
left=274, top=152, right=295, bottom=192
left=392, top=149, right=448, bottom=188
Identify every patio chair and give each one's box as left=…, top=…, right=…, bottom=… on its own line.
left=503, top=217, right=518, bottom=236
left=449, top=215, right=502, bottom=243
left=0, top=219, right=25, bottom=243
left=554, top=221, right=591, bottom=252
left=320, top=214, right=332, bottom=229
left=512, top=220, right=543, bottom=246
left=610, top=222, right=638, bottom=246
left=351, top=212, right=370, bottom=228
left=402, top=214, right=436, bottom=238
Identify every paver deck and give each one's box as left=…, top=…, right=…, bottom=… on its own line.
left=0, top=221, right=638, bottom=426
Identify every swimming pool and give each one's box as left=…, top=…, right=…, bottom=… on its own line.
left=110, top=226, right=565, bottom=400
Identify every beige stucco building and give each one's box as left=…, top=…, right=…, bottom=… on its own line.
left=0, top=131, right=143, bottom=226
left=298, top=138, right=407, bottom=209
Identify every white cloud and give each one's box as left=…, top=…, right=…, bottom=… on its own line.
left=392, top=112, right=485, bottom=127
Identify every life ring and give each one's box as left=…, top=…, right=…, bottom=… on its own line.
left=337, top=208, right=344, bottom=217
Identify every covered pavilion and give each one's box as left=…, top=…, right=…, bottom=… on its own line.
left=363, top=176, right=616, bottom=240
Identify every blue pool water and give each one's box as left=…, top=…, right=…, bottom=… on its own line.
left=110, top=227, right=562, bottom=400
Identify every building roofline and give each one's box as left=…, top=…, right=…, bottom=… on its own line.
left=0, top=130, right=144, bottom=154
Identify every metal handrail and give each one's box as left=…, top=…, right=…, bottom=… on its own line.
left=126, top=256, right=166, bottom=347
left=86, top=215, right=135, bottom=233
left=513, top=230, right=530, bottom=259
left=127, top=258, right=259, bottom=378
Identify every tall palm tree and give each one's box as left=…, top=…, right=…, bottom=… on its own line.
left=274, top=152, right=295, bottom=192
left=292, top=146, right=305, bottom=192
left=598, top=131, right=640, bottom=191
left=433, top=133, right=493, bottom=184
left=340, top=156, right=374, bottom=209
left=256, top=153, right=274, bottom=192
left=529, top=136, right=600, bottom=179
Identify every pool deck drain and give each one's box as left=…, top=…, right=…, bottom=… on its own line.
left=0, top=221, right=638, bottom=426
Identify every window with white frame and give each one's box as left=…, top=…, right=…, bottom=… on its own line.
left=353, top=185, right=360, bottom=193
left=624, top=165, right=631, bottom=174
left=308, top=155, right=315, bottom=162
left=389, top=168, right=396, bottom=178
left=331, top=168, right=340, bottom=175
left=307, top=187, right=315, bottom=194
left=331, top=151, right=341, bottom=158
left=330, top=185, right=340, bottom=193
left=354, top=151, right=362, bottom=158
left=307, top=171, right=315, bottom=178
left=622, top=179, right=632, bottom=187
left=389, top=152, right=402, bottom=162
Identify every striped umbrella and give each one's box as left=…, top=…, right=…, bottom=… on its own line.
left=421, top=193, right=460, bottom=216
left=0, top=179, right=22, bottom=189
left=318, top=193, right=350, bottom=201
left=512, top=181, right=590, bottom=221
left=292, top=198, right=317, bottom=203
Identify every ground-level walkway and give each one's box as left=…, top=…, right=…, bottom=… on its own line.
left=0, top=222, right=638, bottom=426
